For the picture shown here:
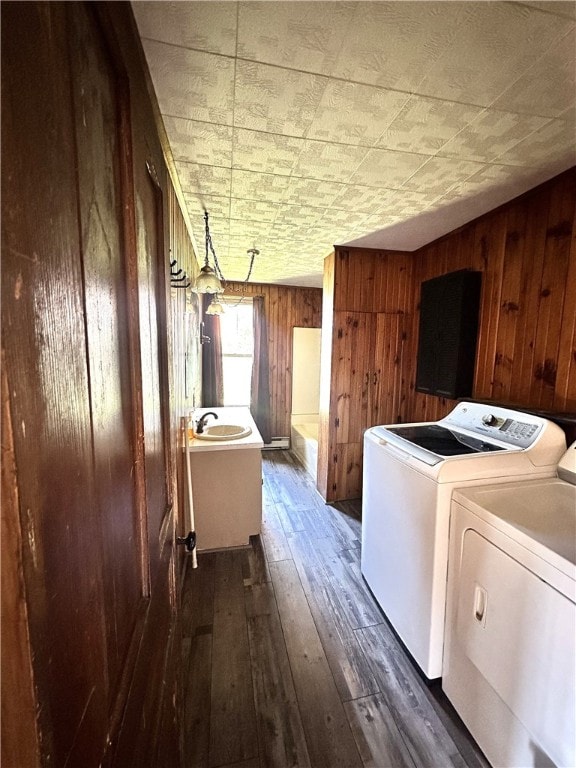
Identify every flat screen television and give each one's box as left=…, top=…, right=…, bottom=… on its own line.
left=415, top=269, right=482, bottom=399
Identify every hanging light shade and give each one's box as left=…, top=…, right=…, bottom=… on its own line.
left=205, top=294, right=225, bottom=315
left=193, top=264, right=222, bottom=294
left=192, top=211, right=223, bottom=294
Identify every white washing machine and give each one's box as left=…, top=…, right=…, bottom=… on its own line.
left=443, top=441, right=576, bottom=768
left=361, top=402, right=567, bottom=680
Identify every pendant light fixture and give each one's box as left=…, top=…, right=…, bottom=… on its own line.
left=192, top=211, right=259, bottom=311
left=192, top=211, right=223, bottom=295
left=205, top=294, right=225, bottom=315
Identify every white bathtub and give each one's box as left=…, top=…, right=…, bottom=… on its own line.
left=290, top=416, right=319, bottom=482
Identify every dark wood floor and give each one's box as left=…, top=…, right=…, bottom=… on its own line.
left=181, top=450, right=490, bottom=768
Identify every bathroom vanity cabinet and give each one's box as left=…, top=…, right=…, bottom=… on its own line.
left=187, top=407, right=263, bottom=551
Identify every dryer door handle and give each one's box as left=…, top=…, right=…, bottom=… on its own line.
left=474, top=584, right=487, bottom=625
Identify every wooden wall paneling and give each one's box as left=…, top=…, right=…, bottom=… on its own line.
left=508, top=190, right=550, bottom=407
left=1, top=4, right=110, bottom=763
left=530, top=175, right=575, bottom=409
left=69, top=1, right=144, bottom=701
left=335, top=443, right=364, bottom=500
left=333, top=312, right=353, bottom=445
left=334, top=249, right=350, bottom=310
left=279, top=287, right=291, bottom=436
left=471, top=211, right=507, bottom=401
left=2, top=4, right=194, bottom=765
left=1, top=359, right=41, bottom=767
left=374, top=313, right=404, bottom=425
left=167, top=187, right=201, bottom=579
left=554, top=221, right=576, bottom=410
left=491, top=202, right=528, bottom=403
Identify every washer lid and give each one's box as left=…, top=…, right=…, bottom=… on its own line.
left=386, top=424, right=507, bottom=457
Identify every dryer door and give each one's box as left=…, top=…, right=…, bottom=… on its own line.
left=450, top=525, right=575, bottom=768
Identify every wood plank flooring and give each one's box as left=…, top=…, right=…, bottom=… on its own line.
left=181, top=451, right=490, bottom=768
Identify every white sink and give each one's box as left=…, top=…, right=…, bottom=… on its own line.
left=194, top=424, right=252, bottom=441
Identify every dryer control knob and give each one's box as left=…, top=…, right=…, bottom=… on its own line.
left=482, top=413, right=498, bottom=427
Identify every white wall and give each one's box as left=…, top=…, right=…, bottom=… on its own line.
left=291, top=327, right=321, bottom=417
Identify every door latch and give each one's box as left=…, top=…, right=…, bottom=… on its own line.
left=176, top=530, right=196, bottom=553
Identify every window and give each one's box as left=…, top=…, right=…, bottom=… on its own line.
left=220, top=297, right=254, bottom=406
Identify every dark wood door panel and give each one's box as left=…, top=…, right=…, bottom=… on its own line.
left=1, top=3, right=109, bottom=764
left=2, top=4, right=182, bottom=767
left=68, top=1, right=144, bottom=698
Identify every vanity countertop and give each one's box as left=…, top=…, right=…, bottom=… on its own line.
left=186, top=407, right=264, bottom=452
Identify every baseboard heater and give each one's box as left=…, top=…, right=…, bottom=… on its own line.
left=262, top=436, right=290, bottom=450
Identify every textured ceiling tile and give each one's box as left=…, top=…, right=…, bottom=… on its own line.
left=237, top=1, right=356, bottom=75
left=491, top=28, right=576, bottom=117
left=318, top=208, right=371, bottom=235
left=274, top=205, right=327, bottom=228
left=270, top=223, right=324, bottom=241
left=376, top=96, right=484, bottom=154
left=351, top=148, right=429, bottom=188
left=231, top=169, right=290, bottom=203
left=438, top=109, right=551, bottom=163
left=402, top=156, right=486, bottom=194
left=190, top=214, right=229, bottom=250
left=230, top=198, right=280, bottom=223
left=330, top=184, right=388, bottom=213
left=177, top=162, right=232, bottom=196
left=306, top=81, right=409, bottom=145
left=494, top=118, right=576, bottom=167
left=292, top=140, right=369, bottom=182
left=132, top=1, right=237, bottom=55
left=375, top=188, right=439, bottom=216
left=142, top=39, right=234, bottom=123
left=232, top=129, right=304, bottom=175
left=282, top=178, right=344, bottom=207
left=436, top=164, right=539, bottom=205
left=418, top=3, right=571, bottom=105
left=233, top=60, right=328, bottom=137
left=163, top=116, right=233, bottom=166
left=358, top=212, right=408, bottom=233
left=183, top=193, right=230, bottom=222
left=228, top=219, right=271, bottom=246
left=134, top=0, right=576, bottom=286
left=188, top=208, right=229, bottom=242
left=333, top=2, right=469, bottom=90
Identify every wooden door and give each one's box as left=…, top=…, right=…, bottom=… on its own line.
left=332, top=311, right=375, bottom=445
left=325, top=311, right=375, bottom=500
left=372, top=312, right=407, bottom=427
left=1, top=4, right=180, bottom=767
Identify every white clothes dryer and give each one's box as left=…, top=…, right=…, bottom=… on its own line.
left=361, top=402, right=567, bottom=679
left=443, top=442, right=576, bottom=768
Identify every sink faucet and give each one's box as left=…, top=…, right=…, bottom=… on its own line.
left=196, top=411, right=218, bottom=434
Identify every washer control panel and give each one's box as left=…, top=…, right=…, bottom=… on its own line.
left=498, top=418, right=539, bottom=442
left=442, top=403, right=544, bottom=450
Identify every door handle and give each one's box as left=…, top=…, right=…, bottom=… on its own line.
left=177, top=530, right=196, bottom=553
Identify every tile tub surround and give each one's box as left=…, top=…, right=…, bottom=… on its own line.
left=290, top=417, right=319, bottom=482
